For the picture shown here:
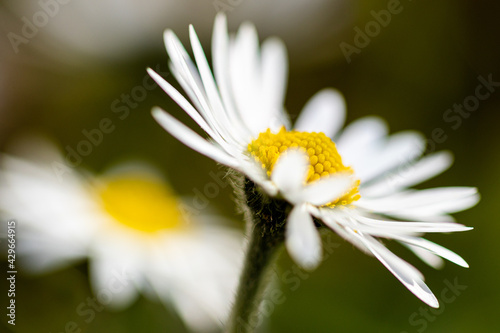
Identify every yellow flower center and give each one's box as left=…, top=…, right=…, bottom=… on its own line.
left=248, top=127, right=360, bottom=206
left=98, top=174, right=184, bottom=233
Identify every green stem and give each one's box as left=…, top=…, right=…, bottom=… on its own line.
left=225, top=177, right=288, bottom=333
left=225, top=223, right=280, bottom=333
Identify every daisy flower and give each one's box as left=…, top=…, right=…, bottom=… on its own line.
left=0, top=136, right=243, bottom=331
left=147, top=14, right=479, bottom=308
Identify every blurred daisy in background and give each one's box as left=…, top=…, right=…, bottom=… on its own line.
left=0, top=135, right=243, bottom=332
left=148, top=14, right=479, bottom=307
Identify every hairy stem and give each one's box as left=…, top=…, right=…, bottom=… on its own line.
left=225, top=177, right=288, bottom=333
left=225, top=223, right=281, bottom=332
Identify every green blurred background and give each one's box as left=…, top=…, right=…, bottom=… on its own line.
left=1, top=0, right=499, bottom=332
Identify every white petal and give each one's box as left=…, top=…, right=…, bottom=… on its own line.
left=404, top=244, right=445, bottom=269
left=152, top=108, right=239, bottom=168
left=337, top=116, right=388, bottom=164
left=357, top=187, right=479, bottom=214
left=271, top=150, right=308, bottom=202
left=355, top=217, right=469, bottom=268
left=164, top=30, right=242, bottom=153
left=212, top=13, right=252, bottom=140
left=165, top=62, right=245, bottom=158
left=354, top=214, right=472, bottom=234
left=0, top=153, right=101, bottom=242
left=285, top=204, right=322, bottom=270
left=189, top=25, right=225, bottom=119
left=147, top=68, right=218, bottom=140
left=319, top=212, right=371, bottom=254
left=89, top=252, right=139, bottom=310
left=164, top=30, right=209, bottom=113
left=229, top=22, right=264, bottom=135
left=387, top=210, right=468, bottom=223
left=241, top=158, right=278, bottom=196
left=294, top=89, right=346, bottom=138
left=353, top=232, right=439, bottom=308
left=261, top=37, right=288, bottom=130
left=164, top=30, right=210, bottom=118
left=165, top=290, right=221, bottom=331
left=300, top=175, right=355, bottom=206
left=393, top=236, right=469, bottom=268
left=147, top=226, right=244, bottom=330
left=16, top=231, right=87, bottom=273
left=357, top=131, right=425, bottom=183
left=189, top=25, right=245, bottom=148
left=393, top=193, right=480, bottom=217
left=168, top=61, right=205, bottom=113
left=212, top=14, right=234, bottom=111
left=362, top=151, right=454, bottom=197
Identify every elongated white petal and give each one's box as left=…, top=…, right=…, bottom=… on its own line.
left=230, top=22, right=263, bottom=136
left=362, top=151, right=454, bottom=197
left=319, top=212, right=371, bottom=254
left=261, top=37, right=288, bottom=106
left=147, top=68, right=218, bottom=140
left=261, top=37, right=288, bottom=130
left=189, top=25, right=245, bottom=148
left=286, top=204, right=322, bottom=270
left=164, top=30, right=207, bottom=107
left=404, top=244, right=445, bottom=269
left=406, top=188, right=478, bottom=216
left=354, top=214, right=472, bottom=234
left=336, top=118, right=388, bottom=176
left=212, top=14, right=234, bottom=110
left=357, top=187, right=479, bottom=213
left=165, top=30, right=238, bottom=151
left=168, top=61, right=206, bottom=115
left=271, top=150, right=309, bottom=201
left=393, top=192, right=480, bottom=217
left=294, top=89, right=346, bottom=138
left=212, top=13, right=252, bottom=139
left=337, top=116, right=387, bottom=162
left=152, top=108, right=239, bottom=168
left=392, top=235, right=469, bottom=268
left=357, top=131, right=425, bottom=183
left=353, top=231, right=439, bottom=308
left=189, top=25, right=225, bottom=119
left=387, top=207, right=473, bottom=223
left=352, top=218, right=469, bottom=268
left=164, top=30, right=209, bottom=115
left=301, top=175, right=355, bottom=206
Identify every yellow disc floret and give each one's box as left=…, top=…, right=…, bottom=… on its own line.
left=98, top=173, right=184, bottom=233
left=248, top=127, right=360, bottom=206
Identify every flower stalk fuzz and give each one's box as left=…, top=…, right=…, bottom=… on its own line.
left=226, top=177, right=288, bottom=333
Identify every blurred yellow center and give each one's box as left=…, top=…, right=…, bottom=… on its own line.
left=248, top=127, right=360, bottom=206
left=98, top=175, right=184, bottom=233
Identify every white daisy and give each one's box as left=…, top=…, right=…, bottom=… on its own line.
left=147, top=14, right=479, bottom=308
left=0, top=136, right=243, bottom=331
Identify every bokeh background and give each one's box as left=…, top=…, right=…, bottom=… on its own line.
left=1, top=0, right=499, bottom=332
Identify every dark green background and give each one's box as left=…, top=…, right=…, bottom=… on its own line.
left=1, top=0, right=499, bottom=332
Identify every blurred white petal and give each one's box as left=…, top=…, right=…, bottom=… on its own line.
left=294, top=88, right=346, bottom=138
left=271, top=150, right=308, bottom=201
left=286, top=204, right=322, bottom=270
